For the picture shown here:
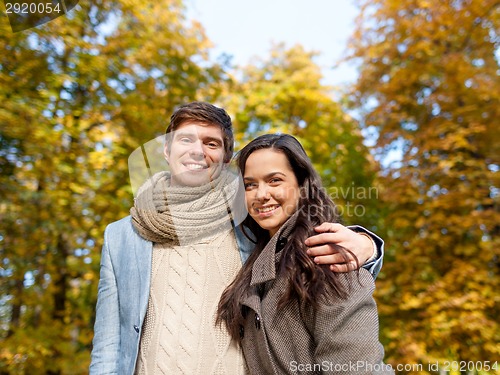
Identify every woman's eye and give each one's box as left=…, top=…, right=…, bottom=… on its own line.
left=207, top=142, right=219, bottom=148
left=244, top=183, right=256, bottom=190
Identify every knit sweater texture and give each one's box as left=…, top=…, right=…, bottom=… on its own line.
left=131, top=171, right=247, bottom=374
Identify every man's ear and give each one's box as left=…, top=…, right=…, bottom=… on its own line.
left=163, top=142, right=170, bottom=164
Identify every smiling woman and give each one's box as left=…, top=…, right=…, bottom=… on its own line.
left=217, top=133, right=393, bottom=375
left=243, top=148, right=300, bottom=237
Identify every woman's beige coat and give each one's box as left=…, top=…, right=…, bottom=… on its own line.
left=238, top=217, right=394, bottom=375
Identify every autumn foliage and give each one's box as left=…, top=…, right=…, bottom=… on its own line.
left=348, top=0, right=499, bottom=372
left=0, top=0, right=498, bottom=373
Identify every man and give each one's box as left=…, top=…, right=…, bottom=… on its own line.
left=89, top=102, right=384, bottom=374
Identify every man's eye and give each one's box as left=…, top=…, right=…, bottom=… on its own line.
left=179, top=138, right=193, bottom=143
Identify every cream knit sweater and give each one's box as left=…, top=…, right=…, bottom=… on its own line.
left=134, top=229, right=246, bottom=375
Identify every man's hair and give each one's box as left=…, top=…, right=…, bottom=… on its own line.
left=166, top=101, right=234, bottom=163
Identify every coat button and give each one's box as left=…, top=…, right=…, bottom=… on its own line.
left=254, top=314, right=261, bottom=330
left=239, top=325, right=245, bottom=339
left=242, top=305, right=249, bottom=318
left=134, top=325, right=140, bottom=333
left=258, top=284, right=265, bottom=299
left=276, top=237, right=288, bottom=252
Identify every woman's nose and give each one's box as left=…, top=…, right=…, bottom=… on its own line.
left=255, top=184, right=270, bottom=201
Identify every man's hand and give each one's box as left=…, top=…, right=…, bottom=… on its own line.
left=304, top=223, right=374, bottom=272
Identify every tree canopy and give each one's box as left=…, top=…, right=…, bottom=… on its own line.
left=1, top=0, right=498, bottom=373
left=348, top=0, right=499, bottom=371
left=222, top=43, right=380, bottom=228
left=1, top=0, right=223, bottom=372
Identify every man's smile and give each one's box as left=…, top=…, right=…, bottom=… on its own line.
left=184, top=163, right=208, bottom=171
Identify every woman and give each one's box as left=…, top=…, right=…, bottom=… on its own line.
left=217, top=134, right=393, bottom=374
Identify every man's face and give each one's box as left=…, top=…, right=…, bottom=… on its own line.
left=164, top=122, right=225, bottom=187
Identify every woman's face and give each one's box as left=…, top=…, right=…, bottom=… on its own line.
left=243, top=148, right=300, bottom=237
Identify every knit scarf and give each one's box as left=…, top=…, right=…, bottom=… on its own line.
left=130, top=169, right=241, bottom=245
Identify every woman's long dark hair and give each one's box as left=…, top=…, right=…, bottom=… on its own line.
left=216, top=133, right=357, bottom=342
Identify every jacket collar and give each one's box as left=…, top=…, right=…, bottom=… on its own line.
left=250, top=211, right=299, bottom=286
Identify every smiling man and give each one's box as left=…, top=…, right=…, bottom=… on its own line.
left=165, top=124, right=225, bottom=187
left=89, top=102, right=385, bottom=375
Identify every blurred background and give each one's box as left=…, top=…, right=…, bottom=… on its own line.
left=0, top=0, right=498, bottom=373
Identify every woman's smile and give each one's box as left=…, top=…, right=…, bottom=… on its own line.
left=244, top=149, right=300, bottom=237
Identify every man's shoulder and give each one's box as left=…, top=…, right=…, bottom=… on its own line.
left=101, top=215, right=152, bottom=276
left=104, top=215, right=150, bottom=248
left=234, top=224, right=256, bottom=263
left=106, top=215, right=133, bottom=233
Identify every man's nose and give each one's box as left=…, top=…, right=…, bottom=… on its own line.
left=189, top=140, right=205, bottom=158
